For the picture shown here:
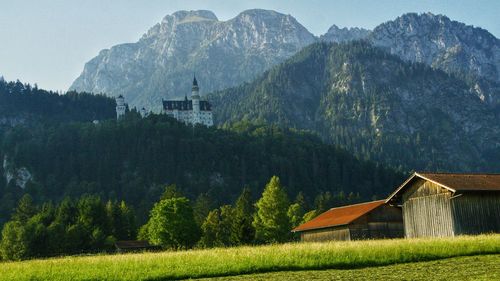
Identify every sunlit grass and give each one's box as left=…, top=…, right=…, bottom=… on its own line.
left=1, top=234, right=499, bottom=281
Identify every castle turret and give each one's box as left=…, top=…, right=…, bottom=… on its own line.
left=116, top=95, right=126, bottom=119
left=191, top=76, right=201, bottom=124
left=140, top=107, right=148, bottom=118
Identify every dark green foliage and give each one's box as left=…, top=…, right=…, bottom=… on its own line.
left=0, top=79, right=115, bottom=126
left=161, top=184, right=184, bottom=200
left=193, top=193, right=216, bottom=226
left=11, top=194, right=37, bottom=223
left=0, top=195, right=136, bottom=260
left=231, top=188, right=255, bottom=245
left=144, top=197, right=200, bottom=249
left=198, top=209, right=221, bottom=248
left=0, top=114, right=404, bottom=224
left=199, top=204, right=237, bottom=248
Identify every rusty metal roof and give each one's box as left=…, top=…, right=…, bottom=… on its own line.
left=386, top=172, right=500, bottom=202
left=292, top=200, right=386, bottom=232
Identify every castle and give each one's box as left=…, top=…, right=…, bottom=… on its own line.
left=116, top=76, right=213, bottom=127
left=162, top=76, right=213, bottom=127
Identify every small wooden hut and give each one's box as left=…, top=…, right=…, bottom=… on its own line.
left=386, top=172, right=500, bottom=238
left=292, top=200, right=403, bottom=242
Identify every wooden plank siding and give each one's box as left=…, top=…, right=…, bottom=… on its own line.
left=300, top=205, right=404, bottom=242
left=452, top=192, right=500, bottom=235
left=402, top=179, right=454, bottom=238
left=301, top=226, right=350, bottom=242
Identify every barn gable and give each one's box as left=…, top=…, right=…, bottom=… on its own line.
left=387, top=172, right=500, bottom=238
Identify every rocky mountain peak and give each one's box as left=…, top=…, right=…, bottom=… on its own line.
left=320, top=24, right=371, bottom=43
left=370, top=12, right=500, bottom=88
left=70, top=9, right=315, bottom=110
left=167, top=10, right=218, bottom=24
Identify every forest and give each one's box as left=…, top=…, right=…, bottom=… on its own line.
left=0, top=112, right=404, bottom=225
left=0, top=78, right=404, bottom=260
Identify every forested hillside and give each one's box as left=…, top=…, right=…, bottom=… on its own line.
left=210, top=41, right=500, bottom=172
left=0, top=113, right=403, bottom=224
left=0, top=78, right=115, bottom=128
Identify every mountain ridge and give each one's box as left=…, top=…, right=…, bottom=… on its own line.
left=70, top=10, right=500, bottom=111
left=209, top=41, right=500, bottom=172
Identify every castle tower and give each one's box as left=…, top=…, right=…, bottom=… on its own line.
left=140, top=107, right=148, bottom=118
left=116, top=95, right=126, bottom=119
left=191, top=75, right=201, bottom=124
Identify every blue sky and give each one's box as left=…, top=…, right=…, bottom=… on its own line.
left=0, top=0, right=498, bottom=91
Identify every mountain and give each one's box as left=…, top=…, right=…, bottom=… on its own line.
left=210, top=41, right=500, bottom=172
left=369, top=13, right=500, bottom=85
left=70, top=9, right=316, bottom=111
left=320, top=25, right=370, bottom=43
left=71, top=10, right=500, bottom=111
left=320, top=13, right=500, bottom=106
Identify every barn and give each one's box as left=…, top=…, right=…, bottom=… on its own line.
left=292, top=200, right=403, bottom=242
left=386, top=172, right=500, bottom=238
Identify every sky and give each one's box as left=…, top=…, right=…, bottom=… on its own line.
left=0, top=0, right=499, bottom=92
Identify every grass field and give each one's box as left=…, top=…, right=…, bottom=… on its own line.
left=199, top=254, right=500, bottom=281
left=1, top=234, right=499, bottom=281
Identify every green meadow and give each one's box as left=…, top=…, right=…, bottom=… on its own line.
left=200, top=254, right=500, bottom=281
left=1, top=235, right=499, bottom=281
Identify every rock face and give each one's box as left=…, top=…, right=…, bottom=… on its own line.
left=320, top=13, right=500, bottom=105
left=369, top=13, right=500, bottom=87
left=211, top=42, right=500, bottom=172
left=70, top=9, right=316, bottom=111
left=72, top=10, right=500, bottom=111
left=320, top=25, right=371, bottom=43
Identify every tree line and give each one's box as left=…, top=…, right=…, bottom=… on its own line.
left=0, top=194, right=135, bottom=260
left=1, top=175, right=364, bottom=260
left=0, top=78, right=115, bottom=126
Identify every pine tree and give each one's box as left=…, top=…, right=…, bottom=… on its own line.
left=193, top=193, right=215, bottom=226
left=287, top=202, right=305, bottom=229
left=12, top=194, right=37, bottom=223
left=253, top=176, right=290, bottom=243
left=198, top=209, right=221, bottom=248
left=217, top=205, right=235, bottom=246
left=161, top=184, right=183, bottom=200
left=231, top=187, right=255, bottom=245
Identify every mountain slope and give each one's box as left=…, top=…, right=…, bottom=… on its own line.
left=211, top=42, right=500, bottom=172
left=0, top=114, right=404, bottom=222
left=70, top=9, right=316, bottom=111
left=0, top=79, right=115, bottom=129
left=321, top=13, right=500, bottom=106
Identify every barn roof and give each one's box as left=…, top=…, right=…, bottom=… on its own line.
left=292, top=200, right=386, bottom=232
left=386, top=172, right=500, bottom=202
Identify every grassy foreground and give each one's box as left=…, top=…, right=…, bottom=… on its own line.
left=200, top=254, right=500, bottom=281
left=1, top=235, right=499, bottom=281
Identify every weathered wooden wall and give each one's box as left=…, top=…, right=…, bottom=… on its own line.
left=402, top=179, right=454, bottom=238
left=301, top=226, right=350, bottom=242
left=350, top=205, right=404, bottom=239
left=452, top=192, right=500, bottom=235
left=300, top=205, right=403, bottom=242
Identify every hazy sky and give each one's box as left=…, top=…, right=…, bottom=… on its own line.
left=0, top=0, right=499, bottom=91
